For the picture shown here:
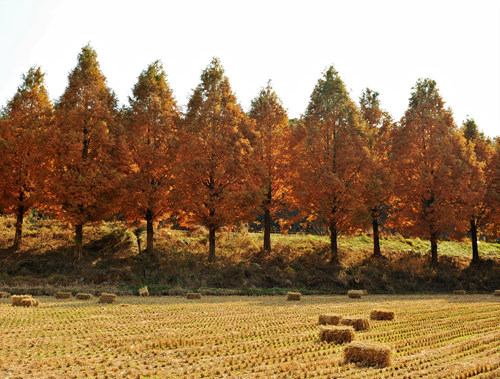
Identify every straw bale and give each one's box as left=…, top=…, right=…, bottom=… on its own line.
left=186, top=293, right=202, bottom=299
left=287, top=292, right=302, bottom=301
left=344, top=340, right=392, bottom=367
left=55, top=291, right=72, bottom=299
left=318, top=314, right=342, bottom=325
left=341, top=317, right=371, bottom=331
left=76, top=293, right=93, bottom=300
left=12, top=295, right=32, bottom=306
left=138, top=286, right=149, bottom=297
left=453, top=290, right=466, bottom=295
left=494, top=290, right=500, bottom=297
left=21, top=298, right=39, bottom=307
left=319, top=326, right=355, bottom=344
left=347, top=290, right=364, bottom=299
left=370, top=310, right=395, bottom=321
left=0, top=291, right=10, bottom=298
left=99, top=293, right=117, bottom=303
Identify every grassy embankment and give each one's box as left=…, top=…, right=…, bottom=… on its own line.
left=0, top=215, right=499, bottom=294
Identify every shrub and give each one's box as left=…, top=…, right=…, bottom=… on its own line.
left=186, top=293, right=202, bottom=299
left=341, top=317, right=370, bottom=331
left=138, top=286, right=149, bottom=297
left=318, top=314, right=342, bottom=325
left=344, top=341, right=392, bottom=367
left=287, top=292, right=301, bottom=301
left=370, top=310, right=395, bottom=321
left=319, top=326, right=355, bottom=344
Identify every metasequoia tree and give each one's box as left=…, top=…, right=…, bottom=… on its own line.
left=391, top=79, right=468, bottom=267
left=249, top=81, right=289, bottom=253
left=358, top=89, right=393, bottom=257
left=123, top=61, right=179, bottom=259
left=0, top=67, right=53, bottom=250
left=176, top=58, right=258, bottom=262
left=50, top=44, right=120, bottom=259
left=461, top=118, right=499, bottom=264
left=291, top=66, right=369, bottom=264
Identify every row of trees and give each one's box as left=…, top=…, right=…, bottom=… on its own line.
left=1, top=45, right=498, bottom=267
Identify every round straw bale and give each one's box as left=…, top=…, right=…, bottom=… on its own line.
left=341, top=317, right=371, bottom=331
left=76, top=293, right=93, bottom=300
left=370, top=310, right=395, bottom=321
left=318, top=314, right=342, bottom=325
left=138, top=286, right=149, bottom=297
left=0, top=291, right=10, bottom=298
left=12, top=295, right=32, bottom=307
left=287, top=292, right=302, bottom=301
left=319, top=326, right=355, bottom=344
left=453, top=290, right=466, bottom=295
left=55, top=291, right=72, bottom=299
left=494, top=290, right=500, bottom=297
left=186, top=293, right=202, bottom=299
left=344, top=341, right=392, bottom=367
left=347, top=290, right=364, bottom=299
left=98, top=293, right=117, bottom=304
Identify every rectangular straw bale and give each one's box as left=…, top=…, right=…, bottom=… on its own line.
left=186, top=293, right=202, bottom=299
left=12, top=295, right=32, bottom=306
left=76, top=293, right=93, bottom=300
left=341, top=317, right=371, bottom=331
left=319, top=326, right=355, bottom=344
left=0, top=291, right=10, bottom=298
left=55, top=291, right=72, bottom=299
left=21, top=298, right=39, bottom=307
left=494, top=290, right=500, bottom=296
left=138, top=286, right=149, bottom=297
left=370, top=310, right=395, bottom=321
left=344, top=341, right=392, bottom=367
left=98, top=293, right=117, bottom=304
left=318, top=314, right=342, bottom=325
left=347, top=290, right=364, bottom=299
left=287, top=292, right=302, bottom=301
left=453, top=290, right=466, bottom=295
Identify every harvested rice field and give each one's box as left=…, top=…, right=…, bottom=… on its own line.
left=0, top=294, right=499, bottom=378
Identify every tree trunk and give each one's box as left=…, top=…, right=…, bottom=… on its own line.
left=208, top=226, right=216, bottom=263
left=145, top=208, right=154, bottom=260
left=75, top=224, right=83, bottom=260
left=134, top=229, right=142, bottom=254
left=372, top=214, right=381, bottom=258
left=430, top=231, right=438, bottom=267
left=470, top=219, right=479, bottom=265
left=329, top=221, right=339, bottom=264
left=263, top=185, right=272, bottom=253
left=12, top=203, right=25, bottom=251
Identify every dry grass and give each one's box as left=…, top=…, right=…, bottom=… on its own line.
left=348, top=290, right=364, bottom=299
left=0, top=294, right=499, bottom=377
left=55, top=292, right=72, bottom=299
left=98, top=293, right=117, bottom=304
left=341, top=317, right=371, bottom=331
left=370, top=310, right=395, bottom=321
left=344, top=341, right=392, bottom=367
left=75, top=293, right=92, bottom=300
left=319, top=326, right=355, bottom=344
left=454, top=290, right=466, bottom=295
left=318, top=313, right=342, bottom=325
left=287, top=292, right=302, bottom=301
left=186, top=293, right=202, bottom=299
left=138, top=286, right=149, bottom=297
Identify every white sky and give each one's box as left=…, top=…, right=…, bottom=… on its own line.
left=0, top=0, right=499, bottom=137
